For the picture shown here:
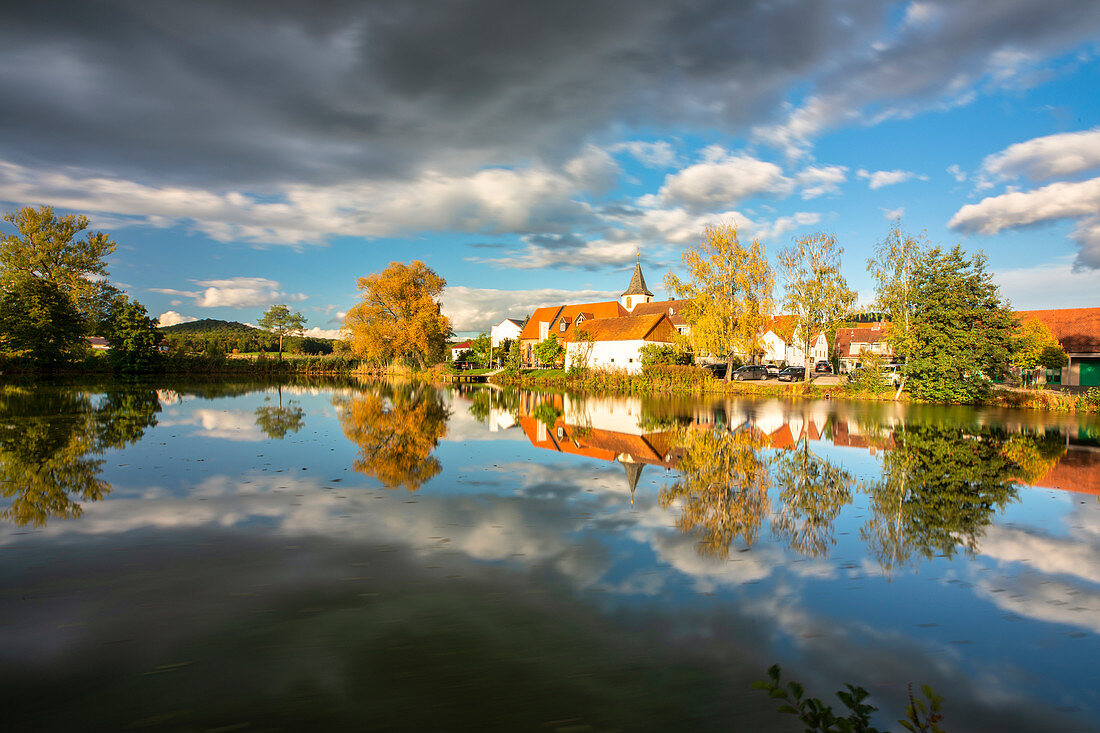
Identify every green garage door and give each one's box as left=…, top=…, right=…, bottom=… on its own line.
left=1080, top=359, right=1100, bottom=387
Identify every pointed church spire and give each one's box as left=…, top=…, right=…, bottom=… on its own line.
left=621, top=460, right=644, bottom=504
left=621, top=260, right=653, bottom=298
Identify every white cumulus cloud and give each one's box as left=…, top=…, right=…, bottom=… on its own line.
left=156, top=310, right=198, bottom=327
left=981, top=127, right=1100, bottom=181
left=948, top=177, right=1100, bottom=268
left=856, top=168, right=926, bottom=189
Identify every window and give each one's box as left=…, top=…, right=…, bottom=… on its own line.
left=626, top=297, right=632, bottom=308
left=539, top=322, right=548, bottom=340
left=610, top=358, right=615, bottom=363
left=628, top=358, right=633, bottom=363
left=559, top=320, right=566, bottom=332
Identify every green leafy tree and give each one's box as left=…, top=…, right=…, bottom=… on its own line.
left=504, top=338, right=523, bottom=376
left=778, top=232, right=856, bottom=375
left=1038, top=343, right=1068, bottom=369
left=102, top=296, right=160, bottom=372
left=533, top=334, right=564, bottom=367
left=468, top=332, right=492, bottom=367
left=258, top=304, right=307, bottom=360
left=907, top=246, right=1016, bottom=403
left=0, top=205, right=116, bottom=301
left=0, top=276, right=86, bottom=367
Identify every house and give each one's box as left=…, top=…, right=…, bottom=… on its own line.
left=1017, top=307, right=1100, bottom=387
left=449, top=339, right=474, bottom=361
left=87, top=336, right=109, bottom=351
left=834, top=323, right=892, bottom=373
left=490, top=318, right=525, bottom=348
left=759, top=316, right=829, bottom=366
left=517, top=301, right=627, bottom=365
left=564, top=313, right=676, bottom=374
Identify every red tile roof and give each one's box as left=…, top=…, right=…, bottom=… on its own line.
left=834, top=323, right=891, bottom=357
left=518, top=301, right=627, bottom=340
left=1017, top=308, right=1100, bottom=354
left=568, top=313, right=676, bottom=343
left=629, top=300, right=688, bottom=326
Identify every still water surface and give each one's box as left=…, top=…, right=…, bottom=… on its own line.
left=1, top=380, right=1099, bottom=731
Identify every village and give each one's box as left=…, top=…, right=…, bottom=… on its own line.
left=450, top=260, right=1100, bottom=389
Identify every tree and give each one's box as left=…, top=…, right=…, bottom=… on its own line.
left=778, top=232, right=856, bottom=375
left=102, top=296, right=160, bottom=372
left=0, top=276, right=86, bottom=367
left=867, top=221, right=927, bottom=396
left=468, top=332, right=492, bottom=367
left=255, top=386, right=305, bottom=439
left=665, top=223, right=774, bottom=381
left=533, top=334, right=564, bottom=367
left=344, top=261, right=451, bottom=368
left=1012, top=317, right=1066, bottom=370
left=0, top=205, right=116, bottom=301
left=907, top=246, right=1016, bottom=403
left=258, top=304, right=306, bottom=360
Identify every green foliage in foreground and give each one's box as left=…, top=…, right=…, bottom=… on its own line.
left=755, top=664, right=945, bottom=733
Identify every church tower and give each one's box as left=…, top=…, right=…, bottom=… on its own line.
left=621, top=256, right=654, bottom=312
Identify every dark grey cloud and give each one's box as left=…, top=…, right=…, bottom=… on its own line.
left=0, top=0, right=885, bottom=186
left=3, top=0, right=1098, bottom=192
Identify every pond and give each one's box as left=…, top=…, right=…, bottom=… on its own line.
left=1, top=379, right=1098, bottom=732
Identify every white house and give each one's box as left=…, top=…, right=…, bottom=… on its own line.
left=564, top=313, right=677, bottom=374
left=450, top=339, right=474, bottom=360
left=490, top=318, right=525, bottom=348
left=760, top=316, right=829, bottom=365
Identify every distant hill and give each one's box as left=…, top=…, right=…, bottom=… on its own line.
left=159, top=318, right=260, bottom=335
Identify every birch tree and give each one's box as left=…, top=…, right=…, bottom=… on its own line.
left=665, top=223, right=774, bottom=381
left=866, top=221, right=926, bottom=396
left=777, top=233, right=855, bottom=375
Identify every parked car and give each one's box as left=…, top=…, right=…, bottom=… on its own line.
left=815, top=360, right=832, bottom=373
left=703, top=362, right=729, bottom=379
left=763, top=363, right=780, bottom=378
left=778, top=366, right=806, bottom=382
left=883, top=363, right=902, bottom=387
left=732, top=364, right=768, bottom=381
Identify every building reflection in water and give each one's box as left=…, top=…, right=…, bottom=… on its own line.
left=496, top=386, right=1099, bottom=564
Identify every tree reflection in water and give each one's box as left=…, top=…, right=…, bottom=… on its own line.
left=659, top=426, right=771, bottom=559
left=771, top=433, right=855, bottom=558
left=861, top=425, right=1064, bottom=570
left=0, top=386, right=160, bottom=527
left=336, top=382, right=449, bottom=491
left=254, top=385, right=305, bottom=439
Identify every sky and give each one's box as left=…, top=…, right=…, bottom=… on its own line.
left=1, top=0, right=1099, bottom=339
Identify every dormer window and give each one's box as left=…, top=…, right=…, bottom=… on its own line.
left=576, top=314, right=586, bottom=325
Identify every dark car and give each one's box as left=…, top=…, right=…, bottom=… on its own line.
left=732, top=364, right=768, bottom=381
left=777, top=366, right=806, bottom=382
left=814, top=360, right=832, bottom=373
left=703, top=363, right=729, bottom=379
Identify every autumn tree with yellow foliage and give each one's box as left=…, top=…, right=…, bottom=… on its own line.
left=665, top=223, right=774, bottom=380
left=344, top=260, right=451, bottom=368
left=777, top=232, right=856, bottom=374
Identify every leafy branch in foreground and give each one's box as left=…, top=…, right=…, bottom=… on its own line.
left=753, top=664, right=944, bottom=733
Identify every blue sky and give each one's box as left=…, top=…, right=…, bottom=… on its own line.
left=1, top=0, right=1099, bottom=338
